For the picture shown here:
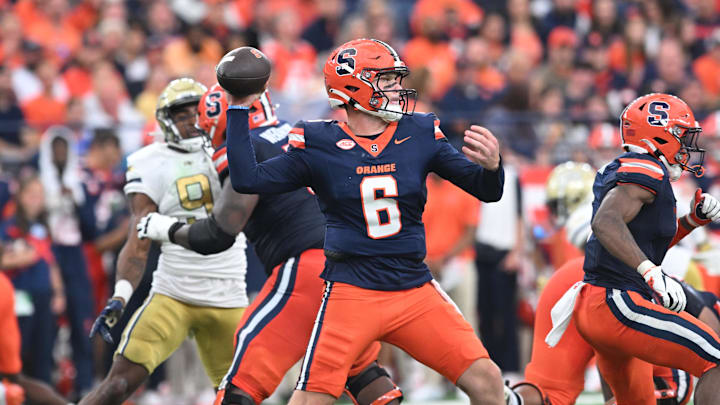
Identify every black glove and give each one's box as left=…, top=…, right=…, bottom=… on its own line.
left=89, top=298, right=124, bottom=344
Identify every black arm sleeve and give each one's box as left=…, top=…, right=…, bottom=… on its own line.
left=186, top=216, right=237, bottom=255
left=682, top=281, right=709, bottom=318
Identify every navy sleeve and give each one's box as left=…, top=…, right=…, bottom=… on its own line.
left=252, top=137, right=283, bottom=163
left=226, top=108, right=311, bottom=194
left=429, top=139, right=505, bottom=202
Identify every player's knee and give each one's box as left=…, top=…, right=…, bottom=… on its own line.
left=456, top=358, right=503, bottom=399
left=102, top=375, right=131, bottom=403
left=345, top=363, right=403, bottom=405
left=694, top=366, right=720, bottom=405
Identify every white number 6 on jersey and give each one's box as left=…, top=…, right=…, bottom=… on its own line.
left=360, top=175, right=402, bottom=239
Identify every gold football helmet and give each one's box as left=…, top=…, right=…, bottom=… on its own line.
left=156, top=78, right=208, bottom=152
left=546, top=162, right=596, bottom=225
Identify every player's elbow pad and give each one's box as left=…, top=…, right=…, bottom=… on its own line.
left=187, top=216, right=237, bottom=255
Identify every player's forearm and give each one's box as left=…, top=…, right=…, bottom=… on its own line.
left=213, top=181, right=258, bottom=235
left=669, top=216, right=697, bottom=248
left=434, top=146, right=504, bottom=202
left=115, top=238, right=149, bottom=293
left=169, top=183, right=258, bottom=255
left=591, top=211, right=647, bottom=269
left=226, top=107, right=263, bottom=193
left=169, top=216, right=237, bottom=255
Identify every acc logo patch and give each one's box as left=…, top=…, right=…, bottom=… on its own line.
left=336, top=139, right=356, bottom=150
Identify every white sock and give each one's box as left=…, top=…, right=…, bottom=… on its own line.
left=504, top=385, right=524, bottom=405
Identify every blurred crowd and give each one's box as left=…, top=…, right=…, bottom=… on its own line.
left=6, top=0, right=720, bottom=403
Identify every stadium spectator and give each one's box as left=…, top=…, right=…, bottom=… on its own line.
left=0, top=65, right=35, bottom=168
left=261, top=9, right=317, bottom=94
left=531, top=26, right=577, bottom=99
left=21, top=60, right=68, bottom=131
left=302, top=0, right=346, bottom=53
left=82, top=61, right=144, bottom=154
left=644, top=37, right=690, bottom=95
left=0, top=172, right=65, bottom=385
left=18, top=0, right=82, bottom=65
left=404, top=15, right=458, bottom=99
left=536, top=0, right=578, bottom=42
left=0, top=12, right=24, bottom=68
left=163, top=24, right=223, bottom=78
left=39, top=127, right=95, bottom=399
left=694, top=28, right=720, bottom=105
left=474, top=155, right=524, bottom=374
left=507, top=0, right=542, bottom=67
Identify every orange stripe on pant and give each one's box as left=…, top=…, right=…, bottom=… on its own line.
left=297, top=280, right=488, bottom=398
left=221, top=249, right=379, bottom=404
left=574, top=284, right=720, bottom=405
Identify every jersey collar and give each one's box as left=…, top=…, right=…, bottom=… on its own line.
left=338, top=121, right=398, bottom=157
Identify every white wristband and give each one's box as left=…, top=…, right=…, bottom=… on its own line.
left=636, top=260, right=655, bottom=277
left=113, top=279, right=134, bottom=304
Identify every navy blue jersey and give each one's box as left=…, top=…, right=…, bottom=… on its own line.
left=225, top=108, right=504, bottom=290
left=583, top=152, right=677, bottom=299
left=213, top=120, right=325, bottom=271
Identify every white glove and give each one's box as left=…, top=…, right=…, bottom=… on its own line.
left=693, top=189, right=720, bottom=223
left=637, top=260, right=686, bottom=313
left=136, top=213, right=179, bottom=243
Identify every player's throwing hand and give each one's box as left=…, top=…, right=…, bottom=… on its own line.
left=462, top=125, right=500, bottom=171
left=225, top=91, right=263, bottom=108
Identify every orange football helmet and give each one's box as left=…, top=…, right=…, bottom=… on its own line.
left=197, top=83, right=228, bottom=148
left=324, top=38, right=416, bottom=122
left=198, top=84, right=278, bottom=148
left=248, top=90, right=279, bottom=130
left=620, top=93, right=705, bottom=179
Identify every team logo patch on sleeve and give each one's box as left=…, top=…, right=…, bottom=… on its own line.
left=336, top=139, right=356, bottom=150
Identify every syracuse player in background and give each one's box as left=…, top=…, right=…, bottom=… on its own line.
left=136, top=85, right=403, bottom=405
left=80, top=78, right=249, bottom=405
left=222, top=39, right=507, bottom=404
left=0, top=258, right=71, bottom=405
left=508, top=161, right=720, bottom=405
left=554, top=93, right=720, bottom=404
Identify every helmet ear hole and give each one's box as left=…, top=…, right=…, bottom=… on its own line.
left=345, top=85, right=359, bottom=92
left=654, top=137, right=668, bottom=145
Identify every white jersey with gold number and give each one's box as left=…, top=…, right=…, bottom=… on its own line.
left=124, top=142, right=247, bottom=308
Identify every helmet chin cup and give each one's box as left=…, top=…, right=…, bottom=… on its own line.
left=658, top=155, right=682, bottom=182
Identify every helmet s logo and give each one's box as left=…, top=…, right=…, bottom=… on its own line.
left=647, top=101, right=670, bottom=127
left=336, top=48, right=357, bottom=76
left=204, top=92, right=223, bottom=118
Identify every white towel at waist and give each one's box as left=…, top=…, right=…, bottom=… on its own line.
left=545, top=281, right=587, bottom=347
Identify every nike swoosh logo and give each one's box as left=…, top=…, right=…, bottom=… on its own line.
left=394, top=136, right=411, bottom=144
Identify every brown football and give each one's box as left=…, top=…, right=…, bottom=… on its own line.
left=215, top=47, right=272, bottom=97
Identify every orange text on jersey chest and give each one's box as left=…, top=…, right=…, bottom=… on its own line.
left=356, top=163, right=397, bottom=175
